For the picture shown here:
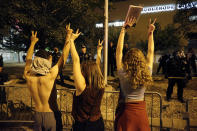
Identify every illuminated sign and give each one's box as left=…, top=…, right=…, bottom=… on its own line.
left=142, top=2, right=197, bottom=14
left=96, top=1, right=197, bottom=28
left=189, top=15, right=197, bottom=21
left=177, top=2, right=197, bottom=9
left=141, top=4, right=175, bottom=14
left=108, top=21, right=124, bottom=27
left=96, top=23, right=103, bottom=28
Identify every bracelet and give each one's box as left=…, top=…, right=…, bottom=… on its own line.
left=148, top=32, right=153, bottom=36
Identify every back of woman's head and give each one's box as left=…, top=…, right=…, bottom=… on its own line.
left=123, top=48, right=152, bottom=88
left=81, top=61, right=104, bottom=89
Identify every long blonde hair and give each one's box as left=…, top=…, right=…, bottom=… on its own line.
left=81, top=61, right=104, bottom=89
left=123, top=48, right=152, bottom=89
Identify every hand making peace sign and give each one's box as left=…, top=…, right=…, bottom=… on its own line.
left=66, top=23, right=73, bottom=34
left=148, top=18, right=156, bottom=34
left=70, top=29, right=81, bottom=41
left=31, top=31, right=39, bottom=44
left=97, top=39, right=103, bottom=51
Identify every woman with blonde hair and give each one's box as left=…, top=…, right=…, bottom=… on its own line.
left=115, top=17, right=156, bottom=131
left=68, top=25, right=105, bottom=131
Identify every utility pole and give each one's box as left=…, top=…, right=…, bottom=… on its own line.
left=104, top=0, right=108, bottom=84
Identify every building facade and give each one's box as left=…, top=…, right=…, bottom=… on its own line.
left=97, top=0, right=197, bottom=53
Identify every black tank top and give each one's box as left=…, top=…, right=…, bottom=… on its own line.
left=72, top=87, right=104, bottom=122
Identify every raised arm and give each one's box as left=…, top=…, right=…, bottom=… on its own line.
left=57, top=24, right=72, bottom=67
left=50, top=24, right=72, bottom=77
left=70, top=29, right=86, bottom=94
left=116, top=17, right=136, bottom=70
left=96, top=39, right=103, bottom=65
left=146, top=18, right=156, bottom=70
left=24, top=31, right=38, bottom=77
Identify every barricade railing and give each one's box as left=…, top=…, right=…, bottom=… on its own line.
left=184, top=97, right=197, bottom=131
left=0, top=85, right=34, bottom=129
left=145, top=92, right=163, bottom=131
left=0, top=85, right=162, bottom=131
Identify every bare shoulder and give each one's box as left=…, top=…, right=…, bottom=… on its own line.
left=26, top=75, right=55, bottom=88
left=49, top=64, right=59, bottom=79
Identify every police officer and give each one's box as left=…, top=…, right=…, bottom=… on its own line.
left=0, top=55, right=3, bottom=67
left=108, top=42, right=116, bottom=76
left=0, top=66, right=8, bottom=104
left=165, top=50, right=191, bottom=103
left=187, top=48, right=196, bottom=74
left=52, top=47, right=61, bottom=66
left=79, top=44, right=91, bottom=63
left=156, top=54, right=169, bottom=75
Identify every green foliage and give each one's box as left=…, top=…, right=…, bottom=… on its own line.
left=155, top=24, right=180, bottom=51
left=137, top=23, right=185, bottom=53
left=137, top=0, right=196, bottom=53
left=2, top=29, right=27, bottom=52
left=108, top=27, right=120, bottom=44
left=108, top=26, right=129, bottom=45
left=173, top=0, right=197, bottom=37
left=0, top=0, right=103, bottom=52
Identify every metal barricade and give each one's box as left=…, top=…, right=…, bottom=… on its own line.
left=0, top=85, right=34, bottom=129
left=1, top=86, right=162, bottom=131
left=145, top=92, right=163, bottom=131
left=185, top=97, right=197, bottom=131
left=57, top=89, right=162, bottom=131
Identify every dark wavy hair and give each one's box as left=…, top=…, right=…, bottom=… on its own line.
left=81, top=61, right=104, bottom=89
left=123, top=48, right=152, bottom=89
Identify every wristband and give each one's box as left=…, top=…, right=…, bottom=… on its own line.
left=148, top=31, right=153, bottom=36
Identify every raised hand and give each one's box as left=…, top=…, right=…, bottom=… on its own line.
left=31, top=31, right=39, bottom=44
left=97, top=39, right=103, bottom=51
left=148, top=18, right=156, bottom=34
left=123, top=17, right=137, bottom=29
left=70, top=29, right=81, bottom=41
left=66, top=23, right=73, bottom=34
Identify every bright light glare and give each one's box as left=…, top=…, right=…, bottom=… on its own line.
left=141, top=4, right=175, bottom=14
left=189, top=15, right=197, bottom=21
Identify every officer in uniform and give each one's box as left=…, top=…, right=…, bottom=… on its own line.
left=156, top=54, right=170, bottom=75
left=79, top=44, right=91, bottom=63
left=187, top=48, right=196, bottom=74
left=108, top=42, right=116, bottom=76
left=165, top=50, right=191, bottom=103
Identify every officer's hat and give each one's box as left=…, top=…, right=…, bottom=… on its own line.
left=81, top=44, right=86, bottom=48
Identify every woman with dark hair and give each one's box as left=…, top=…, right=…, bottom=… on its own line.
left=115, top=17, right=156, bottom=131
left=69, top=26, right=105, bottom=131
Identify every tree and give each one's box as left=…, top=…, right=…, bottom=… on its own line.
left=2, top=29, right=27, bottom=62
left=0, top=0, right=104, bottom=53
left=108, top=26, right=129, bottom=46
left=174, top=0, right=197, bottom=37
left=137, top=23, right=185, bottom=53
